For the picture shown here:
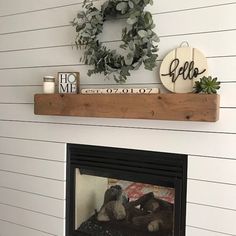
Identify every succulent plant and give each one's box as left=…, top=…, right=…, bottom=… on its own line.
left=194, top=76, right=221, bottom=94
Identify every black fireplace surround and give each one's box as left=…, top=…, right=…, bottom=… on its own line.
left=66, top=144, right=187, bottom=236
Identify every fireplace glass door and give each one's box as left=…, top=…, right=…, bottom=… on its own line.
left=66, top=144, right=187, bottom=236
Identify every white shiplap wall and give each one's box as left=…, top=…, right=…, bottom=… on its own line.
left=0, top=1, right=236, bottom=236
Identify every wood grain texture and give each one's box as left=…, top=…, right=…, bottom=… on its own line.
left=34, top=93, right=220, bottom=122
left=0, top=104, right=236, bottom=133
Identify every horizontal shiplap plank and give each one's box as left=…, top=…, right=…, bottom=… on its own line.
left=0, top=137, right=65, bottom=161
left=0, top=63, right=158, bottom=85
left=0, top=104, right=236, bottom=134
left=0, top=3, right=235, bottom=36
left=0, top=86, right=41, bottom=103
left=1, top=0, right=234, bottom=17
left=0, top=220, right=54, bottom=236
left=0, top=57, right=235, bottom=86
left=0, top=45, right=235, bottom=84
left=0, top=26, right=75, bottom=52
left=0, top=18, right=236, bottom=61
left=219, top=83, right=236, bottom=107
left=186, top=226, right=232, bottom=236
left=208, top=57, right=236, bottom=83
left=157, top=0, right=236, bottom=13
left=0, top=204, right=64, bottom=236
left=0, top=187, right=65, bottom=218
left=0, top=83, right=233, bottom=107
left=0, top=154, right=65, bottom=180
left=188, top=155, right=236, bottom=185
left=159, top=30, right=236, bottom=60
left=0, top=0, right=82, bottom=16
left=1, top=26, right=236, bottom=70
left=0, top=46, right=81, bottom=69
left=0, top=5, right=75, bottom=34
left=0, top=16, right=235, bottom=64
left=187, top=203, right=236, bottom=235
left=158, top=4, right=236, bottom=36
left=187, top=179, right=236, bottom=210
left=0, top=120, right=234, bottom=159
left=0, top=0, right=233, bottom=17
left=0, top=171, right=65, bottom=199
left=0, top=1, right=118, bottom=35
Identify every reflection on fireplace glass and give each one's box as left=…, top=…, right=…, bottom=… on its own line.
left=75, top=169, right=175, bottom=236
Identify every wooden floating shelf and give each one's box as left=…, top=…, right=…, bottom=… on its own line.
left=34, top=93, right=220, bottom=122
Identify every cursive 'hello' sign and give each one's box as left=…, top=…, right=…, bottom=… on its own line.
left=160, top=46, right=208, bottom=93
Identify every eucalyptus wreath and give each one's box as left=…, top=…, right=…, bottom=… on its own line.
left=71, top=0, right=159, bottom=83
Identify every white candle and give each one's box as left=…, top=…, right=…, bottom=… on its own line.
left=43, top=76, right=55, bottom=94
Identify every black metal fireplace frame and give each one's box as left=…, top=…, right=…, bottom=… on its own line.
left=66, top=144, right=187, bottom=236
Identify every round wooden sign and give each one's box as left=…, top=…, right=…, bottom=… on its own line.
left=160, top=45, right=208, bottom=93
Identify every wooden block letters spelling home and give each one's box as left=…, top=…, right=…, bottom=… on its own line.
left=58, top=72, right=80, bottom=94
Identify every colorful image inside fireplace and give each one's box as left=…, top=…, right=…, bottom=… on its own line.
left=75, top=170, right=175, bottom=236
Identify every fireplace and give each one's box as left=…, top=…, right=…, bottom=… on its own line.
left=66, top=144, right=187, bottom=236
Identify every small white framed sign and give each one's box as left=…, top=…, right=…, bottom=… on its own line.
left=58, top=72, right=80, bottom=94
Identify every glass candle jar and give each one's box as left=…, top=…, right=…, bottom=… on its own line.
left=43, top=76, right=55, bottom=94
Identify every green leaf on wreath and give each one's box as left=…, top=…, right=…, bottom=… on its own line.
left=128, top=1, right=134, bottom=8
left=138, top=30, right=148, bottom=38
left=116, top=2, right=128, bottom=14
left=127, top=17, right=138, bottom=25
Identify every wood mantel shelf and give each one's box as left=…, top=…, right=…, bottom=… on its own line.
left=34, top=93, right=220, bottom=122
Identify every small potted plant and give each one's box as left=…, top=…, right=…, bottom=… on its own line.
left=194, top=76, right=221, bottom=94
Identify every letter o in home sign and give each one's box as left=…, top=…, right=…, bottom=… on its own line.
left=160, top=45, right=208, bottom=93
